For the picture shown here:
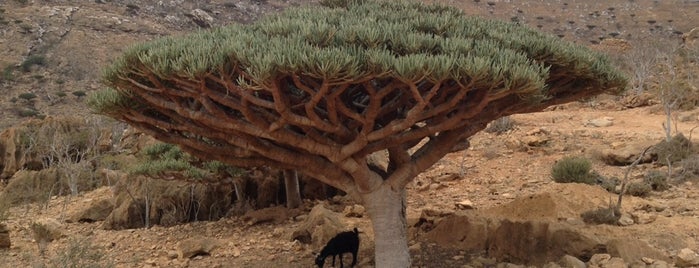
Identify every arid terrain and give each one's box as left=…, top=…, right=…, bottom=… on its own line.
left=1, top=0, right=698, bottom=268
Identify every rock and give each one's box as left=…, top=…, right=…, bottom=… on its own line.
left=520, top=135, right=550, bottom=147
left=176, top=237, right=221, bottom=259
left=621, top=93, right=657, bottom=108
left=675, top=248, right=699, bottom=267
left=186, top=9, right=214, bottom=28
left=242, top=206, right=297, bottom=225
left=167, top=250, right=179, bottom=259
left=559, top=254, right=585, bottom=268
left=588, top=253, right=612, bottom=266
left=649, top=260, right=669, bottom=268
left=455, top=200, right=475, bottom=210
left=606, top=238, right=669, bottom=264
left=408, top=242, right=421, bottom=253
left=618, top=214, right=634, bottom=226
left=290, top=204, right=351, bottom=249
left=0, top=223, right=11, bottom=249
left=343, top=204, right=365, bottom=218
left=424, top=215, right=488, bottom=252
left=605, top=257, right=627, bottom=268
left=585, top=117, right=614, bottom=127
left=68, top=198, right=114, bottom=223
left=599, top=141, right=655, bottom=166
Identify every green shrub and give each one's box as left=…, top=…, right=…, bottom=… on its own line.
left=18, top=92, right=37, bottom=101
left=17, top=108, right=39, bottom=117
left=20, top=55, right=46, bottom=72
left=2, top=65, right=14, bottom=81
left=56, top=91, right=67, bottom=97
left=625, top=182, right=652, bottom=197
left=72, top=90, right=87, bottom=97
left=551, top=156, right=596, bottom=184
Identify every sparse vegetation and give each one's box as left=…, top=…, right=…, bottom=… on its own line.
left=2, top=65, right=14, bottom=81
left=644, top=170, right=670, bottom=191
left=71, top=91, right=86, bottom=98
left=40, top=237, right=113, bottom=268
left=17, top=108, right=40, bottom=117
left=20, top=55, right=46, bottom=72
left=654, top=133, right=694, bottom=165
left=581, top=206, right=620, bottom=225
left=29, top=222, right=53, bottom=256
left=485, top=116, right=515, bottom=135
left=551, top=156, right=596, bottom=184
left=625, top=181, right=652, bottom=197
left=18, top=92, right=37, bottom=101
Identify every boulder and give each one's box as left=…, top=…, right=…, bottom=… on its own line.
left=176, top=237, right=221, bottom=259
left=559, top=255, right=585, bottom=268
left=424, top=214, right=489, bottom=252
left=68, top=196, right=114, bottom=222
left=291, top=204, right=349, bottom=249
left=584, top=117, right=614, bottom=127
left=599, top=142, right=655, bottom=166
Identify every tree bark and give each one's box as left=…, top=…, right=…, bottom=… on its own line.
left=283, top=170, right=302, bottom=209
left=363, top=183, right=410, bottom=267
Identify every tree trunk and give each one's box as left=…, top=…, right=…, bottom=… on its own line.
left=363, top=184, right=410, bottom=267
left=283, top=170, right=302, bottom=209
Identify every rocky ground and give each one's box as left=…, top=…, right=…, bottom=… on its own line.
left=0, top=0, right=698, bottom=268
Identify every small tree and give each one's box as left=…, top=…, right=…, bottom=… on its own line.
left=89, top=1, right=626, bottom=266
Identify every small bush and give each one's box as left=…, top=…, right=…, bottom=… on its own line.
left=644, top=170, right=670, bottom=191
left=678, top=155, right=699, bottom=180
left=581, top=207, right=620, bottom=225
left=17, top=108, right=39, bottom=117
left=72, top=90, right=86, bottom=97
left=625, top=182, right=652, bottom=197
left=56, top=92, right=67, bottom=97
left=20, top=55, right=46, bottom=72
left=485, top=116, right=515, bottom=135
left=598, top=176, right=620, bottom=193
left=18, top=92, right=37, bottom=101
left=654, top=133, right=694, bottom=165
left=47, top=237, right=113, bottom=268
left=29, top=222, right=53, bottom=256
left=551, top=156, right=596, bottom=184
left=2, top=65, right=13, bottom=81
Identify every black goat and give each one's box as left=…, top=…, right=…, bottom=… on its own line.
left=315, top=228, right=359, bottom=268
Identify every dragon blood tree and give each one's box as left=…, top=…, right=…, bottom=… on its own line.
left=89, top=0, right=626, bottom=266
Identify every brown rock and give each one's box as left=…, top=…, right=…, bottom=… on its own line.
left=424, top=215, right=489, bottom=252
left=606, top=238, right=670, bottom=263
left=599, top=141, right=655, bottom=166
left=68, top=198, right=114, bottom=223
left=243, top=205, right=297, bottom=225
left=176, top=237, right=221, bottom=259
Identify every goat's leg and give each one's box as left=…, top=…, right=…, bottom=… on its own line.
left=331, top=255, right=336, bottom=267
left=351, top=252, right=357, bottom=267
left=339, top=253, right=344, bottom=268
